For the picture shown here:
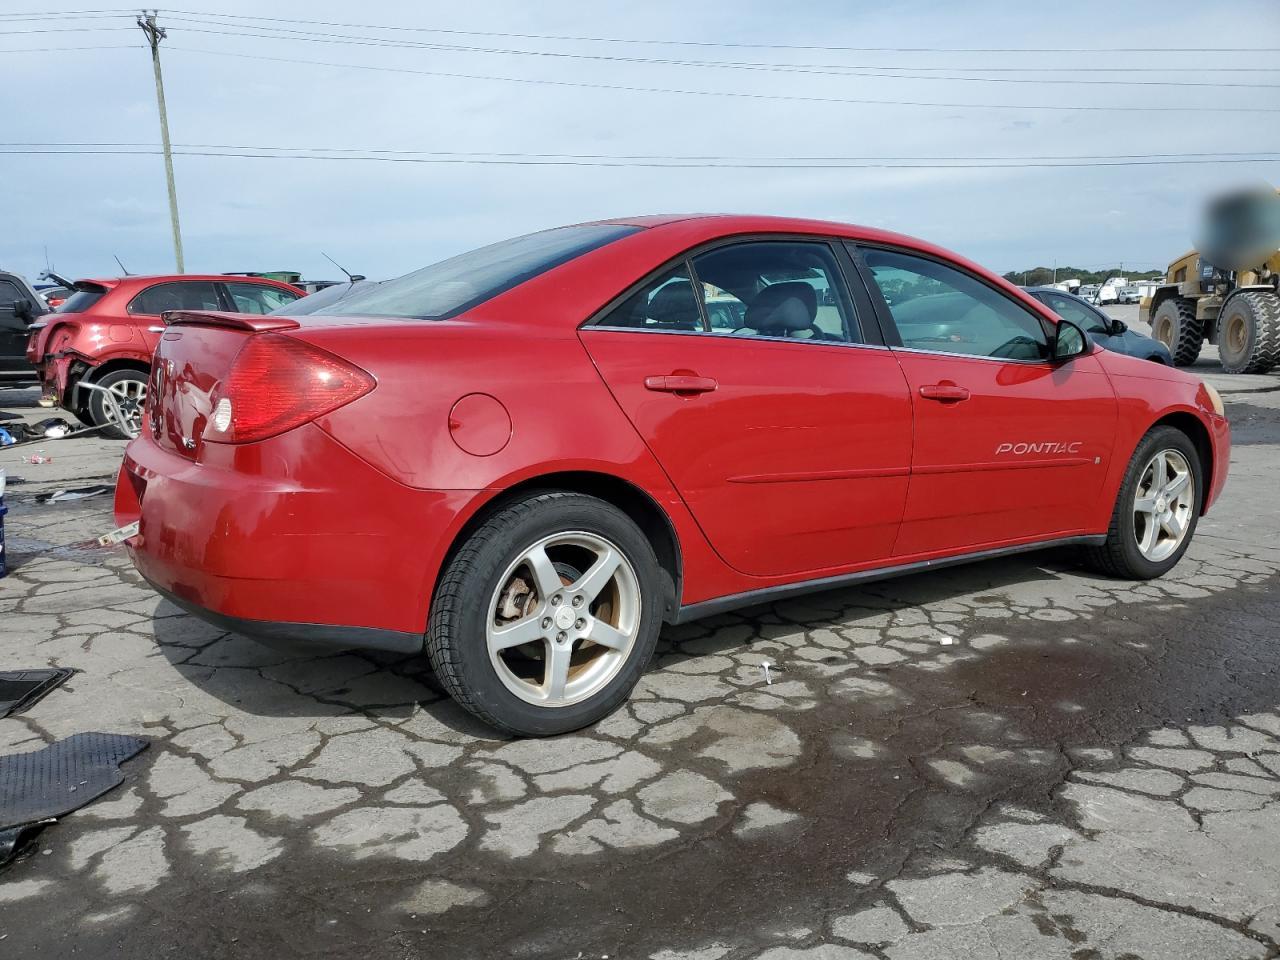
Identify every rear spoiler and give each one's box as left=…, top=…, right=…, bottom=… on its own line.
left=162, top=310, right=301, bottom=332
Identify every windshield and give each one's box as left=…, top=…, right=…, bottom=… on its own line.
left=57, top=287, right=107, bottom=313
left=312, top=223, right=640, bottom=320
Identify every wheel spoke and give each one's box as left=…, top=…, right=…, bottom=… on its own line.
left=544, top=641, right=573, bottom=699
left=1163, top=511, right=1187, bottom=540
left=489, top=614, right=545, bottom=652
left=586, top=619, right=630, bottom=650
left=571, top=548, right=621, bottom=604
left=1152, top=451, right=1167, bottom=486
left=1164, top=470, right=1191, bottom=499
left=1139, top=515, right=1159, bottom=555
left=521, top=545, right=563, bottom=601
left=1134, top=493, right=1157, bottom=514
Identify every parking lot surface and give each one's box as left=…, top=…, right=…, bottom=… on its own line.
left=3, top=311, right=1280, bottom=959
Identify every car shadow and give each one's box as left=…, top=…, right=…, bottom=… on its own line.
left=148, top=546, right=1103, bottom=739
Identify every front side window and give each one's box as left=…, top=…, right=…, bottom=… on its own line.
left=0, top=279, right=24, bottom=330
left=1041, top=293, right=1110, bottom=334
left=692, top=241, right=859, bottom=343
left=314, top=223, right=640, bottom=320
left=225, top=282, right=301, bottom=315
left=128, top=281, right=221, bottom=315
left=861, top=248, right=1050, bottom=361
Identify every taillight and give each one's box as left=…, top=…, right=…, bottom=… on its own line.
left=204, top=333, right=375, bottom=444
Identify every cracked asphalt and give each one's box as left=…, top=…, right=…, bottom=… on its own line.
left=3, top=313, right=1280, bottom=960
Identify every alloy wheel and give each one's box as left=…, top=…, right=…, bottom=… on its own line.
left=486, top=531, right=641, bottom=707
left=1132, top=449, right=1195, bottom=562
left=106, top=377, right=147, bottom=438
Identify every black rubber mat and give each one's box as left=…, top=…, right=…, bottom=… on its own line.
left=0, top=668, right=74, bottom=719
left=0, top=733, right=147, bottom=831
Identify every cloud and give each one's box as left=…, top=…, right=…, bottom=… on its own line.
left=1, top=0, right=1272, bottom=281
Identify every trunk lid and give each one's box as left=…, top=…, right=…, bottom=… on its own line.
left=149, top=311, right=296, bottom=459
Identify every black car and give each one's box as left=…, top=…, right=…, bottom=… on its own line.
left=0, top=270, right=50, bottom=389
left=1023, top=286, right=1172, bottom=364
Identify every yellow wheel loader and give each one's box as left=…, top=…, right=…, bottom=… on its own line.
left=1141, top=187, right=1280, bottom=374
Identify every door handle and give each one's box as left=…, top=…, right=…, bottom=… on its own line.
left=919, top=383, right=970, bottom=402
left=644, top=374, right=718, bottom=394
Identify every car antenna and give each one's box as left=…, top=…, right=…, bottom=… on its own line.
left=113, top=255, right=133, bottom=276
left=321, top=252, right=366, bottom=283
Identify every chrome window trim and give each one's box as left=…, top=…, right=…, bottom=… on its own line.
left=585, top=323, right=895, bottom=352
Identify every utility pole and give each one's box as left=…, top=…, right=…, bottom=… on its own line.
left=138, top=10, right=184, bottom=273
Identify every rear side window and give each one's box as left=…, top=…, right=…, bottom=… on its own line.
left=224, top=282, right=300, bottom=315
left=128, top=281, right=222, bottom=315
left=692, top=241, right=859, bottom=342
left=314, top=223, right=640, bottom=320
left=598, top=266, right=703, bottom=331
left=861, top=248, right=1050, bottom=361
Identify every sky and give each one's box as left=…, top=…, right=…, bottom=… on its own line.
left=2, top=0, right=1278, bottom=283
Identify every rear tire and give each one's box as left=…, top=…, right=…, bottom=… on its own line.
left=87, top=368, right=148, bottom=440
left=426, top=492, right=664, bottom=736
left=1151, top=297, right=1204, bottom=367
left=1217, top=291, right=1280, bottom=375
left=1085, top=426, right=1202, bottom=580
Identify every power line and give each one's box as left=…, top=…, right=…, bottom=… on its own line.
left=0, top=25, right=134, bottom=34
left=162, top=46, right=1280, bottom=113
left=4, top=146, right=1278, bottom=169
left=153, top=9, right=1280, bottom=54
left=0, top=44, right=140, bottom=53
left=7, top=142, right=1280, bottom=163
left=156, top=19, right=1280, bottom=89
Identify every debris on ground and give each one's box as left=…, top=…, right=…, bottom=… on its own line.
left=0, top=733, right=148, bottom=867
left=761, top=660, right=775, bottom=685
left=35, top=485, right=114, bottom=505
left=0, top=669, right=74, bottom=719
left=20, top=452, right=52, bottom=465
left=96, top=521, right=139, bottom=547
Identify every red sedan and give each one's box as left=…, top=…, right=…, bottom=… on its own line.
left=115, top=215, right=1230, bottom=736
left=28, top=274, right=303, bottom=438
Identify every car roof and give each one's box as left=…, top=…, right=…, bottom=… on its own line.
left=78, top=274, right=295, bottom=285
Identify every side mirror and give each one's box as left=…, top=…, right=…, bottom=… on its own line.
left=12, top=299, right=32, bottom=323
left=1112, top=319, right=1128, bottom=334
left=1053, top=318, right=1088, bottom=361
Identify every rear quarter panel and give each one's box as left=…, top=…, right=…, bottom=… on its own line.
left=298, top=320, right=746, bottom=608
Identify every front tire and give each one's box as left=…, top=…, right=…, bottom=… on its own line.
left=426, top=492, right=664, bottom=736
left=1151, top=297, right=1204, bottom=367
left=1217, top=291, right=1280, bottom=375
left=87, top=368, right=148, bottom=440
left=1085, top=426, right=1202, bottom=580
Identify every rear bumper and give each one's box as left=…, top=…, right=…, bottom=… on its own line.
left=143, top=577, right=424, bottom=653
left=116, top=423, right=478, bottom=647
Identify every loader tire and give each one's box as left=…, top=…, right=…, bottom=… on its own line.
left=1151, top=297, right=1203, bottom=367
left=1218, top=291, right=1280, bottom=375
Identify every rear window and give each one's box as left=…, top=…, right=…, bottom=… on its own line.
left=57, top=287, right=106, bottom=313
left=313, top=223, right=641, bottom=320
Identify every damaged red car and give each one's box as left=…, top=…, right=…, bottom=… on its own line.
left=115, top=215, right=1230, bottom=736
left=28, top=274, right=302, bottom=438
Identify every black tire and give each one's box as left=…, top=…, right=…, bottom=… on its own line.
left=87, top=368, right=148, bottom=440
left=1084, top=426, right=1203, bottom=580
left=1151, top=297, right=1204, bottom=367
left=426, top=492, right=664, bottom=736
left=1217, top=291, right=1280, bottom=375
